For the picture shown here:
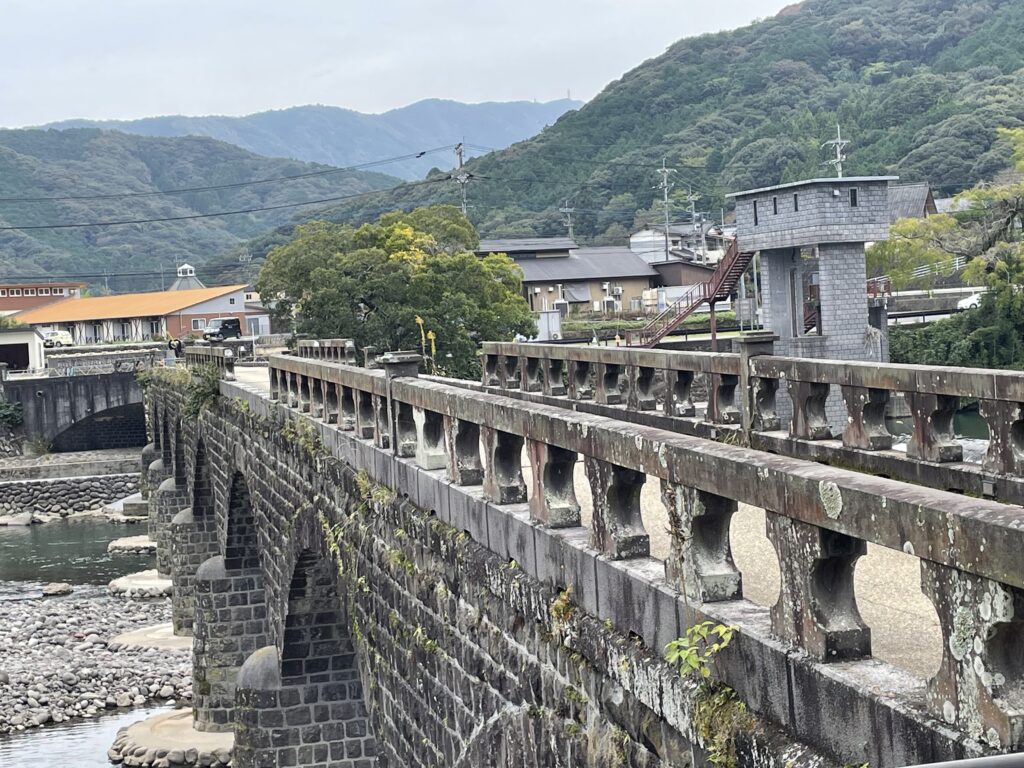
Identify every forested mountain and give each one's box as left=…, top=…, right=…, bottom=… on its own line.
left=309, top=0, right=1024, bottom=241
left=43, top=99, right=581, bottom=181
left=0, top=129, right=398, bottom=292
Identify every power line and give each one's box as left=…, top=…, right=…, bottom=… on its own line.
left=0, top=178, right=447, bottom=231
left=0, top=146, right=453, bottom=203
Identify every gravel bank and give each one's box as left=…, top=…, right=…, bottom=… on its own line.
left=0, top=587, right=191, bottom=735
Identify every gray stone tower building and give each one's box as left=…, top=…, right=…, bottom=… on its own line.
left=728, top=176, right=895, bottom=425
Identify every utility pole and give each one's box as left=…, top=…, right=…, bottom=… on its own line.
left=657, top=159, right=675, bottom=262
left=823, top=124, right=850, bottom=178
left=454, top=143, right=470, bottom=217
left=559, top=198, right=575, bottom=239
left=682, top=186, right=704, bottom=264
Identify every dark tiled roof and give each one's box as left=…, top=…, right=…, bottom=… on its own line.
left=516, top=247, right=658, bottom=283
left=889, top=182, right=935, bottom=223
left=477, top=237, right=578, bottom=254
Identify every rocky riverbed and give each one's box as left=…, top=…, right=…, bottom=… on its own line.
left=0, top=587, right=190, bottom=736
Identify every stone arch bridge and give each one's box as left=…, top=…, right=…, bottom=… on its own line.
left=137, top=344, right=1024, bottom=767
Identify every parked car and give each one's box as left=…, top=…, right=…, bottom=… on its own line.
left=957, top=293, right=982, bottom=311
left=202, top=317, right=242, bottom=341
left=42, top=330, right=74, bottom=348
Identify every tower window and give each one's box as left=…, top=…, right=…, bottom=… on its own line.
left=772, top=196, right=778, bottom=215
left=850, top=188, right=859, bottom=207
left=753, top=201, right=759, bottom=226
left=793, top=193, right=799, bottom=212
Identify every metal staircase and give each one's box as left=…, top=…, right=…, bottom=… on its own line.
left=625, top=239, right=754, bottom=347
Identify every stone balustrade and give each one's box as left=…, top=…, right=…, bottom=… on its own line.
left=260, top=350, right=1024, bottom=756
left=479, top=339, right=1024, bottom=505
left=295, top=337, right=358, bottom=364
left=183, top=345, right=236, bottom=380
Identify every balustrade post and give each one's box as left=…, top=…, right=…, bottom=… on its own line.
left=707, top=373, right=740, bottom=425
left=392, top=401, right=417, bottom=458
left=323, top=381, right=339, bottom=424
left=585, top=458, right=649, bottom=559
left=520, top=356, right=543, bottom=393
left=788, top=380, right=832, bottom=440
left=842, top=385, right=892, bottom=450
left=568, top=360, right=594, bottom=401
left=627, top=366, right=657, bottom=411
left=444, top=417, right=483, bottom=485
left=736, top=331, right=778, bottom=435
left=297, top=375, right=311, bottom=413
left=921, top=561, right=1024, bottom=749
left=363, top=346, right=379, bottom=370
left=268, top=367, right=280, bottom=401
left=481, top=427, right=527, bottom=504
left=979, top=399, right=1024, bottom=476
left=339, top=386, right=356, bottom=431
left=354, top=390, right=375, bottom=440
left=309, top=377, right=324, bottom=419
left=482, top=352, right=501, bottom=387
left=906, top=392, right=962, bottom=462
left=503, top=355, right=521, bottom=390
left=413, top=407, right=446, bottom=469
left=663, top=369, right=695, bottom=417
left=344, top=339, right=358, bottom=365
left=543, top=358, right=566, bottom=397
left=595, top=362, right=624, bottom=405
left=380, top=351, right=421, bottom=455
left=526, top=440, right=581, bottom=527
left=766, top=512, right=871, bottom=662
left=661, top=482, right=741, bottom=602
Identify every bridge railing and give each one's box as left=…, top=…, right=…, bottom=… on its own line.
left=261, top=350, right=1024, bottom=753
left=184, top=345, right=236, bottom=380
left=479, top=338, right=1024, bottom=505
left=295, top=337, right=359, bottom=364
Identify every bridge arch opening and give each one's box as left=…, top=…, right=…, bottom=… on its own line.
left=50, top=402, right=146, bottom=452
left=225, top=471, right=260, bottom=571
left=172, top=419, right=186, bottom=485
left=192, top=437, right=213, bottom=518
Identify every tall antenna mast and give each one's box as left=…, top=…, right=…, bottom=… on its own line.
left=822, top=124, right=850, bottom=178
left=454, top=143, right=470, bottom=216
left=559, top=198, right=575, bottom=239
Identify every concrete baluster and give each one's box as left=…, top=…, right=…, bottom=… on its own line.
left=627, top=366, right=657, bottom=411
left=521, top=355, right=543, bottom=393
left=979, top=399, right=1024, bottom=476
left=596, top=362, right=624, bottom=405
left=707, top=373, right=740, bottom=425
left=906, top=392, right=962, bottom=462
left=544, top=358, right=566, bottom=397
left=503, top=355, right=521, bottom=390
left=413, top=406, right=446, bottom=469
left=661, top=482, right=741, bottom=602
left=482, top=353, right=501, bottom=387
left=297, top=375, right=311, bottom=414
left=787, top=380, right=832, bottom=440
left=373, top=395, right=390, bottom=450
left=482, top=426, right=527, bottom=504
left=339, top=386, right=356, bottom=432
left=664, top=369, right=695, bottom=417
left=323, top=381, right=339, bottom=424
left=920, top=561, right=1024, bottom=749
left=568, top=360, right=594, bottom=401
left=842, top=385, right=892, bottom=450
left=585, top=458, right=649, bottom=559
left=354, top=390, right=375, bottom=440
left=750, top=377, right=780, bottom=431
left=393, top=401, right=417, bottom=458
left=766, top=512, right=871, bottom=662
left=526, top=440, right=581, bottom=527
left=309, top=376, right=324, bottom=419
left=268, top=367, right=280, bottom=401
left=287, top=372, right=300, bottom=409
left=444, top=417, right=484, bottom=485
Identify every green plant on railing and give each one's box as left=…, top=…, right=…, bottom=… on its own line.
left=665, top=622, right=750, bottom=767
left=0, top=400, right=23, bottom=428
left=184, top=363, right=222, bottom=417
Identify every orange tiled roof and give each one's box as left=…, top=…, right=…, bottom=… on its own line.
left=14, top=285, right=247, bottom=324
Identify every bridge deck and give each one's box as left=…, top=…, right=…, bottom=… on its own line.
left=235, top=363, right=938, bottom=679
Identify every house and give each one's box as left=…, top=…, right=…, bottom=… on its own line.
left=888, top=182, right=937, bottom=222
left=629, top=222, right=731, bottom=265
left=0, top=326, right=45, bottom=372
left=14, top=284, right=271, bottom=344
left=476, top=238, right=657, bottom=313
left=0, top=282, right=86, bottom=315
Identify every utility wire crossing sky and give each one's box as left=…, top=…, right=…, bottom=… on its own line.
left=1, top=0, right=793, bottom=127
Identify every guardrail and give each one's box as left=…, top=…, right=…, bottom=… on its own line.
left=252, top=350, right=1024, bottom=758
left=183, top=345, right=236, bottom=380
left=479, top=337, right=1024, bottom=505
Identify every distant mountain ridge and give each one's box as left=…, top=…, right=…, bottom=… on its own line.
left=0, top=129, right=398, bottom=292
left=42, top=99, right=582, bottom=180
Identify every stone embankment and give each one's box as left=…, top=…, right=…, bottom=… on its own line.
left=0, top=474, right=140, bottom=520
left=0, top=588, right=190, bottom=735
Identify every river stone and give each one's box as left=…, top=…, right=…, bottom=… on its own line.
left=0, top=671, right=9, bottom=684
left=42, top=582, right=74, bottom=596
left=2, top=512, right=33, bottom=526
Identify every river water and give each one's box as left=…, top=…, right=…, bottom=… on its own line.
left=0, top=517, right=161, bottom=766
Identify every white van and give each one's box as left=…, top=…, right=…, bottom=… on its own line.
left=42, top=330, right=75, bottom=348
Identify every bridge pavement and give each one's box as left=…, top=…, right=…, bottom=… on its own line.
left=233, top=365, right=940, bottom=679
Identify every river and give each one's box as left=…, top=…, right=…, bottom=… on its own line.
left=0, top=517, right=164, bottom=767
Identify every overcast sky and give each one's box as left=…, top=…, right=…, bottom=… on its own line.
left=1, top=0, right=792, bottom=127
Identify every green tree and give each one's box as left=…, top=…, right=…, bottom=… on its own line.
left=256, top=207, right=534, bottom=378
left=865, top=215, right=962, bottom=290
